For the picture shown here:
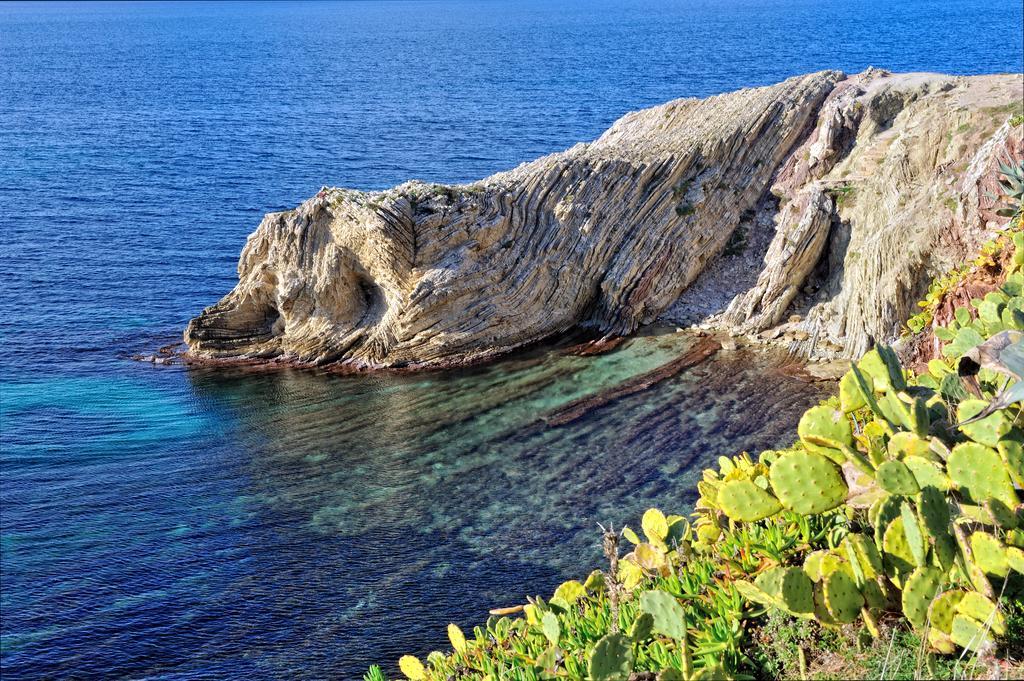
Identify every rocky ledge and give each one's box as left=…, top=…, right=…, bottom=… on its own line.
left=185, top=69, right=1023, bottom=369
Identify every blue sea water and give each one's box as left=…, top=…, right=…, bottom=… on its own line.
left=1, top=1, right=1022, bottom=678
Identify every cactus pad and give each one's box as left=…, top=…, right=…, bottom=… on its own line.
left=928, top=627, right=957, bottom=654
left=1007, top=546, right=1024, bottom=574
left=970, top=531, right=1010, bottom=577
left=901, top=566, right=942, bottom=629
left=733, top=579, right=775, bottom=607
left=798, top=405, right=853, bottom=454
left=882, top=516, right=915, bottom=581
left=803, top=551, right=827, bottom=582
left=589, top=632, right=634, bottom=681
left=447, top=623, right=467, bottom=653
left=928, top=590, right=965, bottom=633
left=642, top=508, right=669, bottom=545
left=950, top=614, right=994, bottom=653
left=542, top=611, right=560, bottom=645
left=861, top=579, right=886, bottom=610
left=839, top=369, right=869, bottom=413
left=888, top=432, right=934, bottom=460
left=823, top=569, right=863, bottom=623
left=916, top=485, right=951, bottom=542
left=754, top=567, right=787, bottom=600
left=876, top=460, right=920, bottom=495
left=999, top=434, right=1024, bottom=486
left=957, top=398, right=1011, bottom=447
left=931, top=533, right=957, bottom=572
left=398, top=655, right=426, bottom=680
left=553, top=580, right=586, bottom=605
left=903, top=456, right=950, bottom=491
left=717, top=479, right=782, bottom=522
left=985, top=499, right=1019, bottom=529
left=743, top=567, right=814, bottom=615
left=947, top=442, right=1019, bottom=508
left=900, top=501, right=927, bottom=567
left=629, top=613, right=654, bottom=643
left=777, top=567, right=814, bottom=615
left=874, top=494, right=904, bottom=547
left=639, top=590, right=686, bottom=640
left=859, top=346, right=904, bottom=392
left=769, top=450, right=848, bottom=515
left=812, top=581, right=840, bottom=627
left=841, top=534, right=882, bottom=579
left=956, top=592, right=1005, bottom=635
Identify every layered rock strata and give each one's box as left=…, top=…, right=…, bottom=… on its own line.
left=185, top=70, right=1023, bottom=368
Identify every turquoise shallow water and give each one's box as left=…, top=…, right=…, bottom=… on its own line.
left=2, top=329, right=836, bottom=678
left=2, top=1, right=1022, bottom=678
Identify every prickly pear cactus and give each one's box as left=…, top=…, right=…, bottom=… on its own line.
left=769, top=450, right=848, bottom=515
left=947, top=442, right=1019, bottom=508
left=717, top=478, right=782, bottom=522
left=384, top=224, right=1024, bottom=681
left=901, top=567, right=943, bottom=628
left=822, top=570, right=863, bottom=623
left=588, top=632, right=634, bottom=681
left=798, top=405, right=853, bottom=455
left=875, top=460, right=920, bottom=495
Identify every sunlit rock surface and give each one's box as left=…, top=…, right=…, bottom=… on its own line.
left=185, top=70, right=1023, bottom=368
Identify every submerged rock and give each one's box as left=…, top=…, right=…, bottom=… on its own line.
left=185, top=70, right=1023, bottom=369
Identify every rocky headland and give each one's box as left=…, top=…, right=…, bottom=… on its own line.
left=184, top=69, right=1023, bottom=369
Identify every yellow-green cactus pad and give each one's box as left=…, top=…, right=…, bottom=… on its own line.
left=947, top=442, right=1019, bottom=508
left=916, top=486, right=951, bottom=542
left=733, top=579, right=775, bottom=607
left=716, top=479, right=782, bottom=522
left=876, top=460, right=920, bottom=495
left=639, top=590, right=687, bottom=639
left=812, top=581, right=839, bottom=627
left=985, top=498, right=1019, bottom=529
left=641, top=508, right=669, bottom=545
left=888, top=431, right=934, bottom=460
left=957, top=399, right=1011, bottom=447
left=883, top=516, right=915, bottom=581
left=956, top=592, right=1005, bottom=635
left=950, top=614, right=994, bottom=653
left=839, top=369, right=869, bottom=413
left=769, top=450, right=848, bottom=515
left=1006, top=546, right=1024, bottom=574
left=928, top=627, right=957, bottom=654
left=860, top=579, right=887, bottom=610
left=970, top=531, right=1010, bottom=577
left=798, top=405, right=853, bottom=459
left=874, top=494, right=904, bottom=547
left=823, top=569, right=863, bottom=623
left=901, top=566, right=943, bottom=628
left=998, top=433, right=1024, bottom=487
left=928, top=590, right=965, bottom=634
left=858, top=347, right=904, bottom=392
left=900, top=501, right=928, bottom=567
left=841, top=533, right=883, bottom=580
left=553, top=579, right=586, bottom=605
left=903, top=455, right=950, bottom=491
left=588, top=632, right=634, bottom=681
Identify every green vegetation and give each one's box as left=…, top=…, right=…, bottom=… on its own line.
left=722, top=222, right=748, bottom=257
left=828, top=184, right=856, bottom=209
left=905, top=160, right=1024, bottom=335
left=368, top=167, right=1024, bottom=681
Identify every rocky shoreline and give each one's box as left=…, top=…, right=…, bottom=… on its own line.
left=183, top=69, right=1023, bottom=370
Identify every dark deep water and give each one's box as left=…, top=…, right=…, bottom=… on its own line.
left=1, top=1, right=1022, bottom=678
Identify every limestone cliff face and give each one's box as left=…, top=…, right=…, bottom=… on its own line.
left=185, top=70, right=1023, bottom=368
